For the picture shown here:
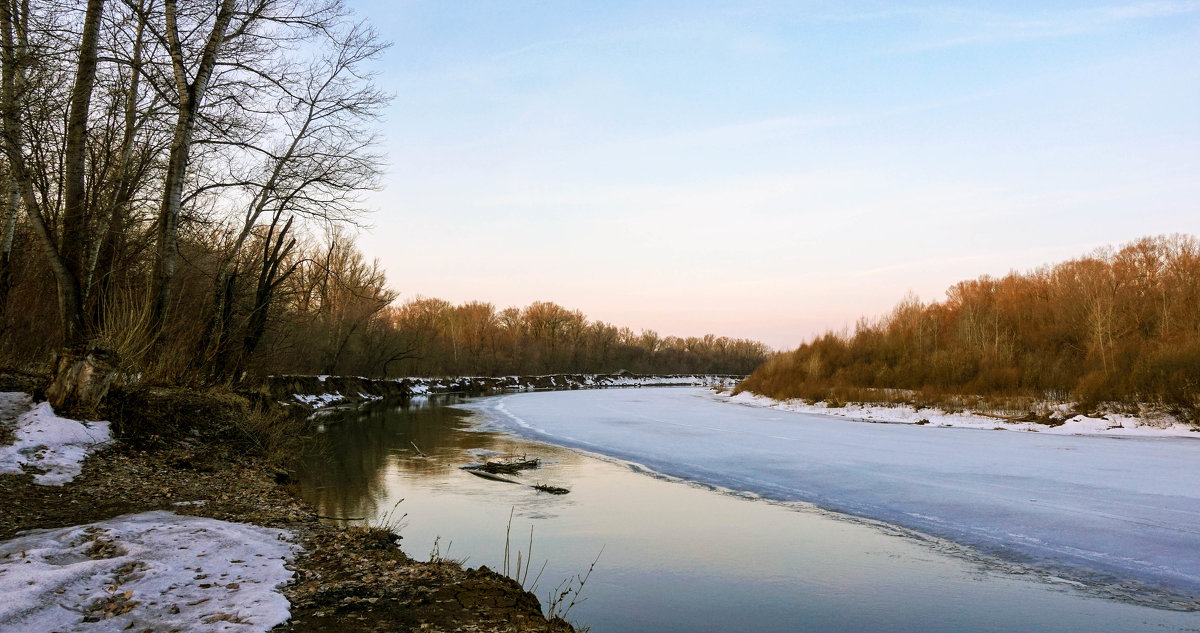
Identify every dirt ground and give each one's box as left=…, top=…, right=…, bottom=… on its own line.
left=0, top=384, right=573, bottom=633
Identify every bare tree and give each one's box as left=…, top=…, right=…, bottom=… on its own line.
left=1, top=0, right=116, bottom=411
left=0, top=180, right=17, bottom=317
left=147, top=0, right=236, bottom=339
left=0, top=0, right=396, bottom=399
left=142, top=0, right=345, bottom=344
left=196, top=18, right=387, bottom=374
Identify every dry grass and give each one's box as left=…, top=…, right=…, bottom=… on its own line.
left=737, top=236, right=1200, bottom=423
left=228, top=403, right=311, bottom=465
left=100, top=386, right=315, bottom=463
left=92, top=287, right=158, bottom=377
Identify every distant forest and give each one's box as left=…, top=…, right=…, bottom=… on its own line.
left=1, top=234, right=770, bottom=380
left=263, top=297, right=772, bottom=378
left=738, top=235, right=1200, bottom=419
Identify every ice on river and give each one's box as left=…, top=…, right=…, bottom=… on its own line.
left=466, top=387, right=1200, bottom=603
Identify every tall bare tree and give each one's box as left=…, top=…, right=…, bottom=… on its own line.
left=196, top=18, right=386, bottom=376
left=148, top=0, right=236, bottom=339
left=1, top=0, right=114, bottom=410
left=144, top=0, right=345, bottom=345
left=0, top=182, right=17, bottom=317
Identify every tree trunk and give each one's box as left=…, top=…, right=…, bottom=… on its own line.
left=1, top=0, right=113, bottom=410
left=150, top=121, right=189, bottom=333
left=61, top=0, right=104, bottom=294
left=0, top=187, right=17, bottom=318
left=85, top=0, right=145, bottom=320
left=151, top=0, right=236, bottom=341
left=234, top=212, right=297, bottom=378
left=206, top=267, right=239, bottom=381
left=45, top=346, right=118, bottom=416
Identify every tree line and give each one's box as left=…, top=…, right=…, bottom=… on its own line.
left=738, top=235, right=1200, bottom=419
left=0, top=1, right=770, bottom=404
left=258, top=296, right=772, bottom=378
left=0, top=0, right=393, bottom=409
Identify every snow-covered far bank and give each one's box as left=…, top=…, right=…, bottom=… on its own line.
left=721, top=390, right=1200, bottom=438
left=292, top=392, right=346, bottom=408
left=276, top=373, right=741, bottom=409
left=0, top=393, right=112, bottom=485
left=0, top=511, right=297, bottom=633
left=397, top=373, right=739, bottom=398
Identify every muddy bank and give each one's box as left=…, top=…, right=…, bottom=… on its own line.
left=265, top=372, right=742, bottom=410
left=0, top=383, right=574, bottom=632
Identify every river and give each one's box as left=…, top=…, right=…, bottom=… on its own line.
left=296, top=387, right=1200, bottom=632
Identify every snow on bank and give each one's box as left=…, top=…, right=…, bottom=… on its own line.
left=0, top=511, right=298, bottom=633
left=289, top=374, right=739, bottom=409
left=721, top=391, right=1199, bottom=438
left=401, top=373, right=737, bottom=393
left=569, top=374, right=738, bottom=388
left=292, top=392, right=344, bottom=408
left=0, top=395, right=111, bottom=485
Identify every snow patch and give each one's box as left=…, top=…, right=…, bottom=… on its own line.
left=291, top=392, right=344, bottom=408
left=0, top=511, right=297, bottom=633
left=0, top=398, right=111, bottom=485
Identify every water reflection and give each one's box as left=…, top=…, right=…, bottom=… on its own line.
left=296, top=397, right=1200, bottom=633
left=297, top=398, right=524, bottom=520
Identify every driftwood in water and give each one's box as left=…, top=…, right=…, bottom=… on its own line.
left=463, top=466, right=571, bottom=495
left=462, top=467, right=521, bottom=484
left=478, top=457, right=540, bottom=474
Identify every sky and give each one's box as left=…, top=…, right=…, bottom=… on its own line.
left=344, top=0, right=1200, bottom=350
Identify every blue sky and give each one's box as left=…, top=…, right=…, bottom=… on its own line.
left=347, top=1, right=1200, bottom=349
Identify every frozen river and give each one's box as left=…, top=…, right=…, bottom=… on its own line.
left=300, top=390, right=1200, bottom=631
left=470, top=387, right=1200, bottom=605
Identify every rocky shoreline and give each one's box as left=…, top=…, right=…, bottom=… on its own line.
left=265, top=372, right=741, bottom=410
left=0, top=377, right=576, bottom=632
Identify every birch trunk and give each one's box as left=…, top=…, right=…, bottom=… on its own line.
left=151, top=0, right=236, bottom=342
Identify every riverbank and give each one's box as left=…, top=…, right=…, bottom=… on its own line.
left=0, top=379, right=573, bottom=632
left=266, top=373, right=740, bottom=411
left=720, top=390, right=1200, bottom=438
left=303, top=386, right=1200, bottom=632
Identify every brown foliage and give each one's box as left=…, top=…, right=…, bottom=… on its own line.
left=1, top=214, right=769, bottom=383
left=738, top=235, right=1200, bottom=419
left=340, top=298, right=771, bottom=378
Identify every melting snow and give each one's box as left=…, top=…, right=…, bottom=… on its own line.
left=724, top=391, right=1199, bottom=438
left=0, top=511, right=297, bottom=633
left=0, top=394, right=111, bottom=485
left=291, top=393, right=344, bottom=408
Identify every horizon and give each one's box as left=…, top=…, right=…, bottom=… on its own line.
left=347, top=1, right=1200, bottom=349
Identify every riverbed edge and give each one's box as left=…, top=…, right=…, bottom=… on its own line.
left=0, top=375, right=578, bottom=633
left=264, top=372, right=743, bottom=411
